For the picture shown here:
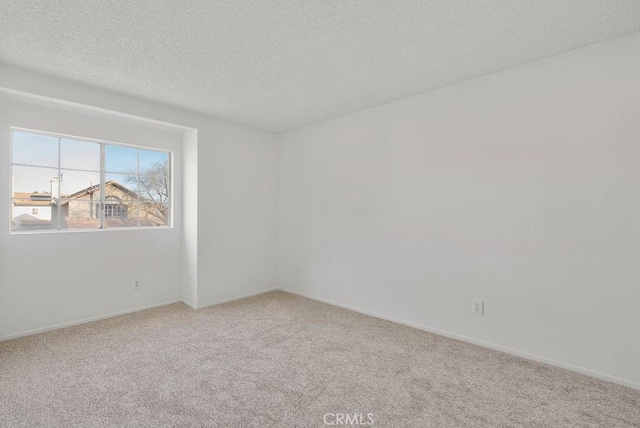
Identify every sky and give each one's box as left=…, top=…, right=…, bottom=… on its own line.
left=11, top=131, right=169, bottom=197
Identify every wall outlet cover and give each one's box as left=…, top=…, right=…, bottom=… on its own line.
left=472, top=299, right=484, bottom=315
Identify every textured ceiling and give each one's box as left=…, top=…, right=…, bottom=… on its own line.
left=1, top=1, right=639, bottom=133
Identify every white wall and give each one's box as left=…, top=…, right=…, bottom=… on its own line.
left=278, top=33, right=640, bottom=388
left=181, top=128, right=198, bottom=308
left=0, top=66, right=279, bottom=336
left=196, top=124, right=279, bottom=306
left=0, top=95, right=184, bottom=338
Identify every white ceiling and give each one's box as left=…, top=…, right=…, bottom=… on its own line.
left=1, top=1, right=639, bottom=133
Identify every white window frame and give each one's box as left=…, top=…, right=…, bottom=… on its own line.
left=10, top=127, right=173, bottom=234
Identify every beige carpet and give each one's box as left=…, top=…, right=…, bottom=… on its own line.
left=1, top=291, right=638, bottom=427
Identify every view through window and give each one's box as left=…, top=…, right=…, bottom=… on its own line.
left=11, top=129, right=171, bottom=232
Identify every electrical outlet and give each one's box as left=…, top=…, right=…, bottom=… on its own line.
left=472, top=300, right=484, bottom=315
left=133, top=279, right=141, bottom=290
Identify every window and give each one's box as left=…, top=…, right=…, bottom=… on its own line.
left=11, top=129, right=171, bottom=232
left=103, top=196, right=127, bottom=218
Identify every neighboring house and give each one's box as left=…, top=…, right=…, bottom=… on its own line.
left=11, top=192, right=55, bottom=231
left=12, top=181, right=166, bottom=230
left=12, top=193, right=53, bottom=220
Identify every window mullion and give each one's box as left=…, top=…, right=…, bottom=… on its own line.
left=56, top=137, right=61, bottom=231
left=166, top=154, right=171, bottom=227
left=137, top=149, right=140, bottom=228
left=100, top=143, right=105, bottom=229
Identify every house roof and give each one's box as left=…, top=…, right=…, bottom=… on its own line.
left=12, top=213, right=52, bottom=230
left=12, top=181, right=139, bottom=206
left=12, top=192, right=56, bottom=206
left=13, top=213, right=51, bottom=225
left=60, top=180, right=138, bottom=204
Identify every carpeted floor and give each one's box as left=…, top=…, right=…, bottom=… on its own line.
left=1, top=291, right=638, bottom=427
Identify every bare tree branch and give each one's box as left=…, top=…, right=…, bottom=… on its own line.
left=124, top=160, right=169, bottom=222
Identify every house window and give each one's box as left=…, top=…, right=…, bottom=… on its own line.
left=11, top=129, right=171, bottom=232
left=104, top=196, right=127, bottom=218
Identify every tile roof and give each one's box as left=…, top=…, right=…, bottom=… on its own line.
left=12, top=193, right=55, bottom=206
left=13, top=181, right=136, bottom=206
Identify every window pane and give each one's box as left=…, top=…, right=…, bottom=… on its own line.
left=60, top=201, right=100, bottom=230
left=60, top=139, right=100, bottom=171
left=105, top=145, right=137, bottom=174
left=12, top=199, right=54, bottom=231
left=12, top=132, right=58, bottom=167
left=12, top=165, right=59, bottom=196
left=138, top=151, right=169, bottom=226
left=103, top=172, right=139, bottom=228
left=139, top=151, right=169, bottom=198
left=60, top=169, right=101, bottom=199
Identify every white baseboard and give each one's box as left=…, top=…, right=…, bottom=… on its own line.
left=0, top=288, right=278, bottom=342
left=0, top=299, right=183, bottom=342
left=182, top=300, right=197, bottom=310
left=4, top=287, right=637, bottom=391
left=192, top=287, right=280, bottom=310
left=278, top=288, right=640, bottom=391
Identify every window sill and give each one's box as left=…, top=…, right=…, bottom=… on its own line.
left=9, top=225, right=173, bottom=235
